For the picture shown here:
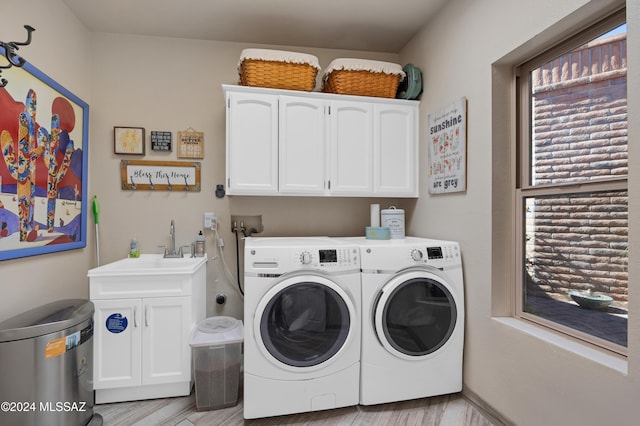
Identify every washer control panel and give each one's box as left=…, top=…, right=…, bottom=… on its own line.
left=293, top=247, right=359, bottom=268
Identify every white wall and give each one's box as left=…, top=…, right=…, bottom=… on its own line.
left=0, top=0, right=92, bottom=321
left=400, top=0, right=639, bottom=424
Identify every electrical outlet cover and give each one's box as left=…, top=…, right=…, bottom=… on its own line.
left=204, top=212, right=216, bottom=229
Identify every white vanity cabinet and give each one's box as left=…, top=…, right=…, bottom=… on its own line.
left=88, top=255, right=207, bottom=404
left=223, top=84, right=418, bottom=197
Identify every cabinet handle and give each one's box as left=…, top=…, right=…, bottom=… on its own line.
left=133, top=306, right=138, bottom=327
left=145, top=305, right=149, bottom=327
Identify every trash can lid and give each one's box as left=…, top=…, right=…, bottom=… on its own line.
left=198, top=316, right=239, bottom=333
left=191, top=316, right=244, bottom=347
left=0, top=299, right=94, bottom=343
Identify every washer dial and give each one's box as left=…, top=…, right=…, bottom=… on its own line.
left=299, top=251, right=312, bottom=264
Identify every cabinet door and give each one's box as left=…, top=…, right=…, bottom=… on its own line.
left=93, top=299, right=142, bottom=389
left=141, top=297, right=191, bottom=385
left=226, top=92, right=278, bottom=194
left=328, top=101, right=373, bottom=195
left=279, top=96, right=326, bottom=194
left=374, top=104, right=418, bottom=196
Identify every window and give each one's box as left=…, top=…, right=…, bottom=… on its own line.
left=515, top=10, right=627, bottom=355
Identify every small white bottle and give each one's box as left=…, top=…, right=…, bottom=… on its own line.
left=129, top=236, right=140, bottom=258
left=195, top=231, right=205, bottom=257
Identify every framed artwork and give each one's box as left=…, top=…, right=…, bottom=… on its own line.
left=150, top=131, right=172, bottom=152
left=177, top=128, right=204, bottom=159
left=114, top=126, right=145, bottom=155
left=0, top=46, right=89, bottom=261
left=427, top=97, right=467, bottom=194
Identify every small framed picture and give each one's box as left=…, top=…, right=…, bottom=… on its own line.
left=114, top=126, right=145, bottom=155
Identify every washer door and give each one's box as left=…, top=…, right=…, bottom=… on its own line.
left=255, top=273, right=355, bottom=370
left=374, top=269, right=457, bottom=359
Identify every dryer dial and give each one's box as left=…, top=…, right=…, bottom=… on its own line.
left=411, top=249, right=424, bottom=261
left=300, top=251, right=312, bottom=264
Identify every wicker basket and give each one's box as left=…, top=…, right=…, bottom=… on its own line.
left=240, top=60, right=318, bottom=91
left=238, top=49, right=320, bottom=91
left=322, top=59, right=405, bottom=98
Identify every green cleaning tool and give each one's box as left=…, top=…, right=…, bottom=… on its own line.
left=93, top=195, right=100, bottom=266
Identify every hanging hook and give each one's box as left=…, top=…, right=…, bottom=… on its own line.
left=0, top=25, right=35, bottom=88
left=148, top=176, right=154, bottom=190
left=130, top=176, right=137, bottom=190
left=184, top=176, right=190, bottom=191
left=166, top=176, right=172, bottom=191
left=13, top=25, right=36, bottom=47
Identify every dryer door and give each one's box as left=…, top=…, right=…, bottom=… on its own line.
left=374, top=269, right=458, bottom=359
left=255, top=273, right=355, bottom=369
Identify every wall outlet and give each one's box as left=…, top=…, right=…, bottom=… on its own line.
left=203, top=212, right=216, bottom=230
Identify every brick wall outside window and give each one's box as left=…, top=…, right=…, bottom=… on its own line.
left=525, top=33, right=628, bottom=306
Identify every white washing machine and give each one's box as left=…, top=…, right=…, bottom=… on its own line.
left=243, top=237, right=361, bottom=419
left=343, top=236, right=464, bottom=405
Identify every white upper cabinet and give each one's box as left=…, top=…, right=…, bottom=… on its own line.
left=223, top=84, right=418, bottom=197
left=328, top=100, right=374, bottom=195
left=279, top=96, right=327, bottom=194
left=226, top=91, right=279, bottom=194
left=374, top=103, right=417, bottom=196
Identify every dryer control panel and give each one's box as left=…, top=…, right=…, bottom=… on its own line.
left=338, top=236, right=462, bottom=271
left=408, top=242, right=460, bottom=269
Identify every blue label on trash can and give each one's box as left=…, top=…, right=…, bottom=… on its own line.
left=106, top=313, right=128, bottom=333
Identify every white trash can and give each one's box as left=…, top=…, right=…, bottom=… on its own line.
left=190, top=316, right=243, bottom=411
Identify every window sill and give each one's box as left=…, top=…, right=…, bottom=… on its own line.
left=492, top=317, right=627, bottom=375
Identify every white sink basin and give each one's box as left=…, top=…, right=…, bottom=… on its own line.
left=88, top=254, right=207, bottom=277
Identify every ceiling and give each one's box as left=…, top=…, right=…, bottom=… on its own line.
left=62, top=0, right=448, bottom=53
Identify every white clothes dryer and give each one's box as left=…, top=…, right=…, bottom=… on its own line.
left=342, top=236, right=464, bottom=405
left=243, top=237, right=361, bottom=419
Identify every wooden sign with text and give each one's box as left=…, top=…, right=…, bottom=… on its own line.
left=120, top=160, right=201, bottom=191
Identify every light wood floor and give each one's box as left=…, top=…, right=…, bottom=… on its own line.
left=94, top=391, right=499, bottom=426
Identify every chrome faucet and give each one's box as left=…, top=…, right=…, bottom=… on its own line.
left=170, top=219, right=176, bottom=254
left=160, top=219, right=184, bottom=258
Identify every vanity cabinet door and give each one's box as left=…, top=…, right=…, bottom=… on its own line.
left=93, top=297, right=191, bottom=389
left=327, top=100, right=374, bottom=195
left=374, top=103, right=418, bottom=196
left=279, top=96, right=327, bottom=194
left=93, top=299, right=142, bottom=389
left=142, top=296, right=191, bottom=385
left=226, top=91, right=279, bottom=194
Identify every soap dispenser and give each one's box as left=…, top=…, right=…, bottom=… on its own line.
left=195, top=231, right=205, bottom=257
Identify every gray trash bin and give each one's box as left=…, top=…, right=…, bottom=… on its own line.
left=0, top=299, right=102, bottom=426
